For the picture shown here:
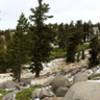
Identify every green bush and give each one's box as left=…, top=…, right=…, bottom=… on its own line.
left=16, top=85, right=41, bottom=100
left=49, top=43, right=89, bottom=60
left=0, top=89, right=11, bottom=100
left=50, top=48, right=66, bottom=60
left=76, top=43, right=89, bottom=52
left=16, top=88, right=32, bottom=100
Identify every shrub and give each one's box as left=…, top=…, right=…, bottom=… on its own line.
left=16, top=85, right=41, bottom=100
left=0, top=89, right=11, bottom=100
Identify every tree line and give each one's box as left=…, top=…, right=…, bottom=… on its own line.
left=0, top=0, right=100, bottom=82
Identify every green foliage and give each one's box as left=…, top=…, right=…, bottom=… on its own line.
left=7, top=13, right=30, bottom=81
left=50, top=48, right=66, bottom=60
left=89, top=35, right=100, bottom=68
left=57, top=23, right=67, bottom=48
left=0, top=33, right=8, bottom=73
left=17, top=13, right=29, bottom=32
left=16, top=88, right=32, bottom=100
left=29, top=0, right=53, bottom=28
left=76, top=43, right=89, bottom=52
left=0, top=89, right=11, bottom=100
left=16, top=85, right=41, bottom=100
left=66, top=30, right=83, bottom=62
left=29, top=0, right=54, bottom=77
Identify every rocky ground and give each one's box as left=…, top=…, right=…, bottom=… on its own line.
left=0, top=51, right=100, bottom=100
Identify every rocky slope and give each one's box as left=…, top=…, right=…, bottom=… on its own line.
left=1, top=50, right=100, bottom=100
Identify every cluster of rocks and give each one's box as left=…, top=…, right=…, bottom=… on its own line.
left=32, top=65, right=100, bottom=100
left=0, top=73, right=13, bottom=83
left=1, top=65, right=100, bottom=100
left=0, top=79, right=32, bottom=100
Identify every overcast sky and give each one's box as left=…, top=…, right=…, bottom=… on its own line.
left=0, top=0, right=100, bottom=30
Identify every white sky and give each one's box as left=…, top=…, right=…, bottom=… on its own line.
left=0, top=0, right=100, bottom=30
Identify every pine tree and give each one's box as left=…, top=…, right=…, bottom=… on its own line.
left=0, top=32, right=7, bottom=73
left=66, top=21, right=83, bottom=62
left=57, top=23, right=66, bottom=48
left=7, top=13, right=29, bottom=81
left=29, top=0, right=53, bottom=77
left=89, top=35, right=100, bottom=68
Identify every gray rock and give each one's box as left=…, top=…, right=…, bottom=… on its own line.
left=0, top=81, right=20, bottom=90
left=55, top=87, right=68, bottom=97
left=50, top=75, right=71, bottom=93
left=32, top=87, right=55, bottom=99
left=43, top=76, right=55, bottom=86
left=39, top=87, right=55, bottom=99
left=20, top=79, right=31, bottom=86
left=73, top=71, right=89, bottom=83
left=3, top=92, right=16, bottom=100
left=86, top=69, right=93, bottom=76
left=32, top=88, right=41, bottom=99
left=63, top=81, right=100, bottom=100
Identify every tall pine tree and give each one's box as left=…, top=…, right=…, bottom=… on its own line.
left=89, top=35, right=100, bottom=68
left=29, top=0, right=53, bottom=77
left=7, top=13, right=29, bottom=81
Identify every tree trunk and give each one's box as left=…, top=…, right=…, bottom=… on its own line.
left=16, top=65, right=21, bottom=82
left=77, top=52, right=80, bottom=62
left=82, top=50, right=85, bottom=59
left=17, top=70, right=21, bottom=82
left=35, top=70, right=40, bottom=78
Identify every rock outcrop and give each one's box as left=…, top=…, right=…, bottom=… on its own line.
left=63, top=81, right=100, bottom=100
left=50, top=75, right=71, bottom=97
